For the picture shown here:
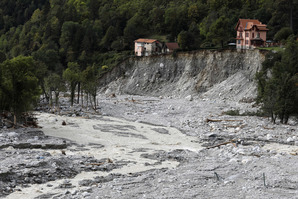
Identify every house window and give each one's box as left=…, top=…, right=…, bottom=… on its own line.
left=257, top=32, right=260, bottom=38
left=252, top=33, right=254, bottom=38
left=246, top=33, right=249, bottom=37
left=238, top=40, right=241, bottom=44
left=245, top=40, right=248, bottom=44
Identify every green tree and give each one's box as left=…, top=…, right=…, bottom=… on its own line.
left=63, top=62, right=81, bottom=106
left=100, top=25, right=118, bottom=51
left=59, top=21, right=83, bottom=62
left=0, top=51, right=6, bottom=63
left=207, top=16, right=230, bottom=48
left=82, top=64, right=100, bottom=110
left=256, top=36, right=298, bottom=124
left=177, top=30, right=194, bottom=50
left=274, top=27, right=294, bottom=43
left=0, top=56, right=41, bottom=125
left=45, top=73, right=66, bottom=111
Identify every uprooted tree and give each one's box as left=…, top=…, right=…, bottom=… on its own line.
left=256, top=36, right=298, bottom=124
left=0, top=56, right=41, bottom=125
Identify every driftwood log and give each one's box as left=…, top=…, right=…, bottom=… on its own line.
left=206, top=140, right=236, bottom=149
left=206, top=118, right=243, bottom=123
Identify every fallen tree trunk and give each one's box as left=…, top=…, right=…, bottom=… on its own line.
left=206, top=140, right=236, bottom=149
left=206, top=118, right=243, bottom=123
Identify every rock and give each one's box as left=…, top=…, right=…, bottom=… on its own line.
left=185, top=95, right=193, bottom=101
left=71, top=190, right=78, bottom=195
left=287, top=137, right=294, bottom=143
left=82, top=192, right=91, bottom=197
left=266, top=134, right=273, bottom=140
left=79, top=179, right=93, bottom=187
left=51, top=118, right=58, bottom=123
left=62, top=121, right=66, bottom=126
left=59, top=180, right=73, bottom=188
left=229, top=158, right=239, bottom=163
left=241, top=158, right=252, bottom=164
left=82, top=187, right=93, bottom=193
left=65, top=190, right=71, bottom=195
left=7, top=132, right=18, bottom=137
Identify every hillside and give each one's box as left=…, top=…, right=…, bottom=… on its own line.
left=99, top=49, right=265, bottom=102
left=0, top=0, right=297, bottom=73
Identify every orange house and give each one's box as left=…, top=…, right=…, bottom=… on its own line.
left=235, top=19, right=268, bottom=49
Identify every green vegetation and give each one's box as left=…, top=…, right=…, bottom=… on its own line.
left=258, top=47, right=284, bottom=52
left=0, top=56, right=41, bottom=124
left=63, top=62, right=81, bottom=106
left=0, top=0, right=297, bottom=124
left=0, top=0, right=297, bottom=61
left=256, top=36, right=298, bottom=124
left=274, top=27, right=294, bottom=44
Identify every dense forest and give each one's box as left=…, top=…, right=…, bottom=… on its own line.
left=0, top=0, right=297, bottom=65
left=0, top=0, right=297, bottom=123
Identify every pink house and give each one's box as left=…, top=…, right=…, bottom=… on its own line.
left=235, top=19, right=268, bottom=49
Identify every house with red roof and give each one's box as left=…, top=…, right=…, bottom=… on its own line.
left=134, top=38, right=179, bottom=56
left=134, top=39, right=161, bottom=56
left=235, top=19, right=268, bottom=49
left=165, top=43, right=179, bottom=53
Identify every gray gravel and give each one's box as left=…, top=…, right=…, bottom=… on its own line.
left=1, top=94, right=298, bottom=199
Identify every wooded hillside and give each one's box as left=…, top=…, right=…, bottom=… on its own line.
left=0, top=0, right=297, bottom=123
left=0, top=0, right=297, bottom=70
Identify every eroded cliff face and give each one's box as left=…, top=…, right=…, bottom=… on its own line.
left=99, top=49, right=266, bottom=101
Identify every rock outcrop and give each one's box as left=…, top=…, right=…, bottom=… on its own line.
left=99, top=49, right=266, bottom=101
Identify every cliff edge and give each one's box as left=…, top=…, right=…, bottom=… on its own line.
left=99, top=49, right=266, bottom=102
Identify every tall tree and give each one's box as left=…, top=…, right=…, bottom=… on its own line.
left=82, top=64, right=100, bottom=110
left=63, top=62, right=81, bottom=106
left=207, top=16, right=231, bottom=48
left=0, top=56, right=41, bottom=125
left=256, top=36, right=298, bottom=123
left=45, top=73, right=66, bottom=111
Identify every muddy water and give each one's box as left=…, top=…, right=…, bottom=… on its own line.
left=7, top=113, right=201, bottom=199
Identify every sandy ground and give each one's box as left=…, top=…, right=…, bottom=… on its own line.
left=3, top=94, right=298, bottom=199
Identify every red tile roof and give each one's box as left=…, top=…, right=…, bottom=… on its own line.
left=235, top=19, right=268, bottom=31
left=135, top=38, right=159, bottom=43
left=255, top=24, right=269, bottom=31
left=166, top=43, right=179, bottom=50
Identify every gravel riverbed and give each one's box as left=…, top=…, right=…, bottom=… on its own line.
left=1, top=94, right=298, bottom=199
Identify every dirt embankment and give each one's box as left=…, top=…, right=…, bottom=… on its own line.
left=99, top=49, right=265, bottom=101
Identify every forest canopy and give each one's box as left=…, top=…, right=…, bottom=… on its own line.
left=0, top=0, right=297, bottom=69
